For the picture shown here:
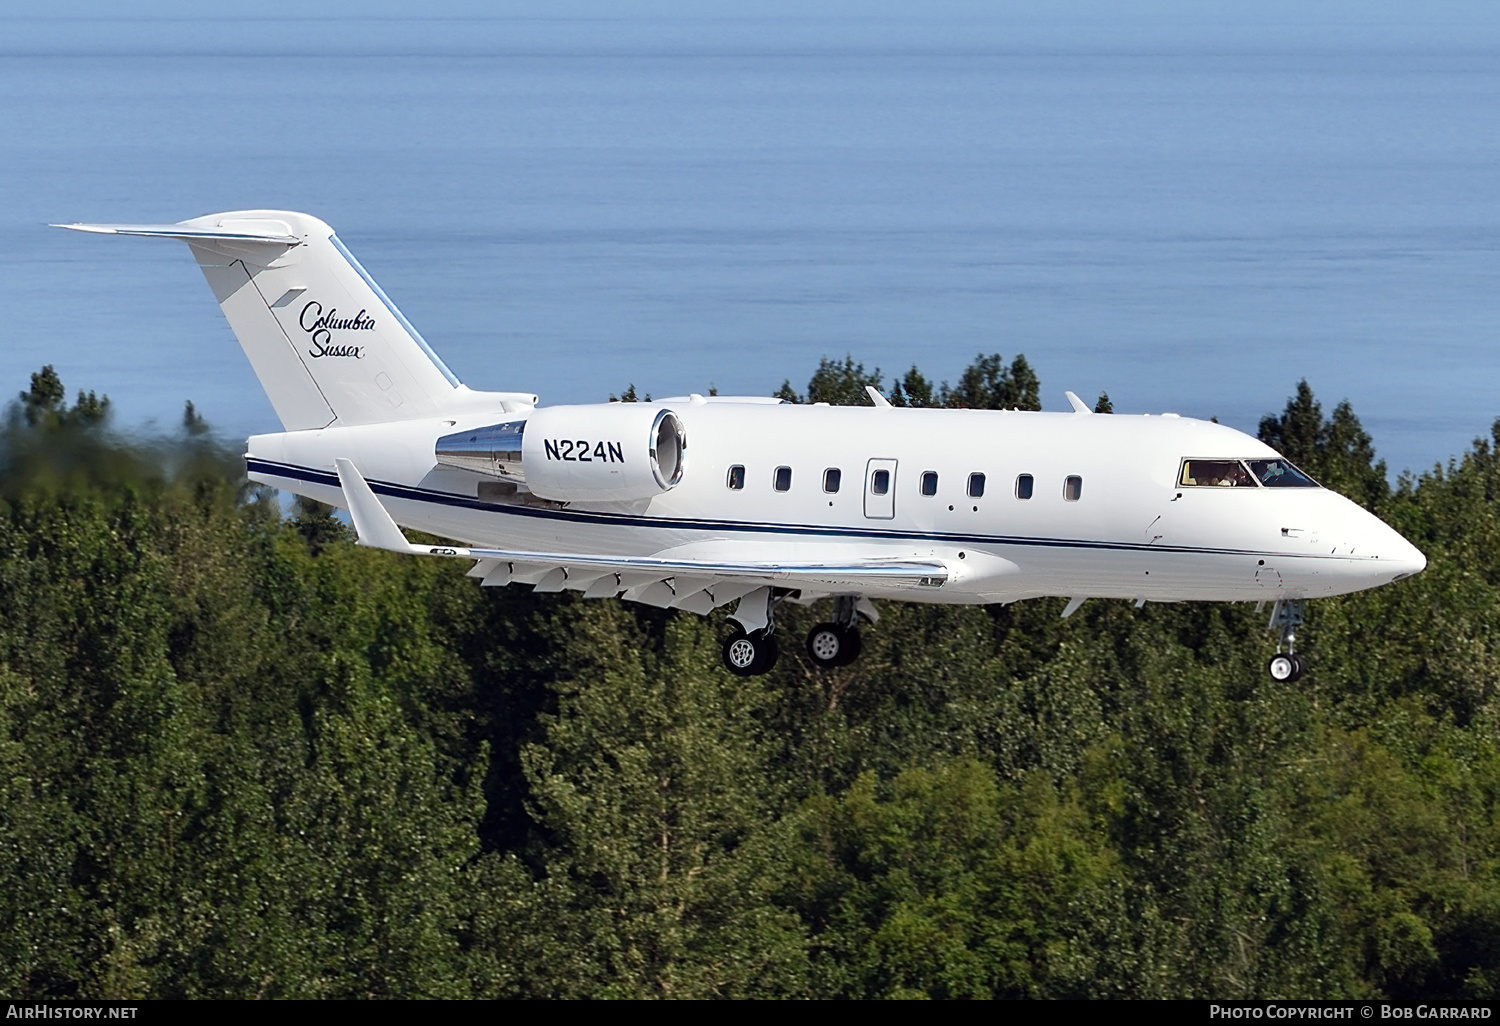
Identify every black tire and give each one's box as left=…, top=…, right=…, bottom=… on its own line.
left=723, top=629, right=779, bottom=677
left=1288, top=653, right=1306, bottom=682
left=723, top=630, right=760, bottom=676
left=753, top=633, right=780, bottom=674
left=833, top=626, right=862, bottom=667
left=806, top=623, right=864, bottom=669
left=1267, top=653, right=1297, bottom=682
left=806, top=623, right=845, bottom=668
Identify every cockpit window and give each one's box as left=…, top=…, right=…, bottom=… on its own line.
left=1247, top=458, right=1319, bottom=488
left=1179, top=459, right=1256, bottom=487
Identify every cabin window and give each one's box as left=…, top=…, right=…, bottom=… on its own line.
left=823, top=468, right=842, bottom=493
left=774, top=466, right=792, bottom=492
left=1064, top=475, right=1083, bottom=501
left=1247, top=459, right=1319, bottom=488
left=968, top=473, right=986, bottom=498
left=1179, top=459, right=1256, bottom=487
left=920, top=471, right=938, bottom=496
left=727, top=465, right=745, bottom=490
left=871, top=469, right=890, bottom=495
left=1015, top=474, right=1034, bottom=499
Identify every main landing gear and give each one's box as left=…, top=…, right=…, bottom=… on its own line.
left=1266, top=599, right=1306, bottom=682
left=722, top=628, right=780, bottom=677
left=721, top=586, right=786, bottom=678
left=720, top=590, right=869, bottom=677
left=804, top=595, right=863, bottom=670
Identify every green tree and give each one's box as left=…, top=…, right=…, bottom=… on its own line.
left=475, top=603, right=806, bottom=998
left=805, top=356, right=884, bottom=406
left=940, top=353, right=1041, bottom=411
left=5, top=362, right=1500, bottom=1001
left=781, top=762, right=1150, bottom=998
left=16, top=365, right=110, bottom=429
left=1258, top=381, right=1388, bottom=509
left=889, top=366, right=938, bottom=408
left=291, top=496, right=350, bottom=554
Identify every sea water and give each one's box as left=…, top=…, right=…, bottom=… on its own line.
left=4, top=3, right=1499, bottom=476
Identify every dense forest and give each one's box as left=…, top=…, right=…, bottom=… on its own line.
left=1, top=356, right=1497, bottom=1000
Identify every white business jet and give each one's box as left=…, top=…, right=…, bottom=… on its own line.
left=57, top=210, right=1426, bottom=681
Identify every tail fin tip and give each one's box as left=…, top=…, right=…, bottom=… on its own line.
left=61, top=210, right=469, bottom=432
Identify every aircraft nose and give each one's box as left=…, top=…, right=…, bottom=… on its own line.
left=1280, top=491, right=1425, bottom=595
left=1359, top=515, right=1426, bottom=583
left=1384, top=532, right=1427, bottom=580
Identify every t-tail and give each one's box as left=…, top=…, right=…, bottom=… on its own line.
left=55, top=210, right=534, bottom=429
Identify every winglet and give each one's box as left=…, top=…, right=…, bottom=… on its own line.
left=1064, top=391, right=1092, bottom=414
left=333, top=458, right=417, bottom=553
left=865, top=385, right=892, bottom=408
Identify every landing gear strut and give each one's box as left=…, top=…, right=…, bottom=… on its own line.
left=1266, top=599, right=1306, bottom=682
left=806, top=594, right=864, bottom=669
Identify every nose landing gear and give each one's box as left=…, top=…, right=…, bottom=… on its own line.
left=1266, top=599, right=1306, bottom=682
left=1267, top=651, right=1304, bottom=682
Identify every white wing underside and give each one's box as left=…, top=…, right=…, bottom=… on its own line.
left=333, top=459, right=947, bottom=614
left=459, top=554, right=941, bottom=612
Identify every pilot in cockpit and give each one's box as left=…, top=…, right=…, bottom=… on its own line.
left=1180, top=459, right=1256, bottom=487
left=1218, top=462, right=1254, bottom=487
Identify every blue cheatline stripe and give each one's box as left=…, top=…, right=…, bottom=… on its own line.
left=245, top=457, right=1350, bottom=563
left=329, top=233, right=462, bottom=388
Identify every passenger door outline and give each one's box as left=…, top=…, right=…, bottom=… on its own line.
left=864, top=458, right=898, bottom=520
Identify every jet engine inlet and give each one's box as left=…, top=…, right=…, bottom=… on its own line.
left=436, top=404, right=687, bottom=502
left=650, top=409, right=686, bottom=490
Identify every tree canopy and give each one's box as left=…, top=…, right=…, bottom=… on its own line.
left=1, top=364, right=1496, bottom=999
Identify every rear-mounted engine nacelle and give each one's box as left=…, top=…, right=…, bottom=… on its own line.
left=436, top=404, right=686, bottom=502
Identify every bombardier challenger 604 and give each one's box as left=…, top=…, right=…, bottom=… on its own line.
left=58, top=211, right=1426, bottom=679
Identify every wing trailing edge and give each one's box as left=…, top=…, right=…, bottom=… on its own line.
left=332, top=458, right=951, bottom=596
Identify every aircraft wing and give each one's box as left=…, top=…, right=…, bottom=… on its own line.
left=333, top=459, right=948, bottom=612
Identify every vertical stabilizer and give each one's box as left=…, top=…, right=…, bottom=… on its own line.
left=57, top=211, right=465, bottom=431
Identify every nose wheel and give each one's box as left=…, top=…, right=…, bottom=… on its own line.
left=1267, top=652, right=1305, bottom=682
left=1266, top=599, right=1307, bottom=682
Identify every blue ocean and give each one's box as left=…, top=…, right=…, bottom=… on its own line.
left=4, top=2, right=1499, bottom=476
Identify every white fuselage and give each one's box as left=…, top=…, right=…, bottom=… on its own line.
left=245, top=399, right=1427, bottom=607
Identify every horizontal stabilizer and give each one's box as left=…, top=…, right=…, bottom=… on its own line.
left=53, top=222, right=300, bottom=244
